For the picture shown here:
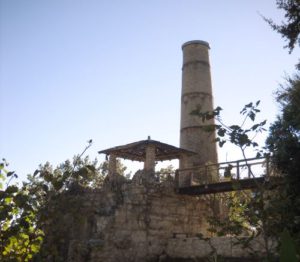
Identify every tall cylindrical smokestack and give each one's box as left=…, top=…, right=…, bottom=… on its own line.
left=180, top=40, right=218, bottom=168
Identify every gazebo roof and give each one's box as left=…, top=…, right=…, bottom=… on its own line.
left=98, top=139, right=196, bottom=162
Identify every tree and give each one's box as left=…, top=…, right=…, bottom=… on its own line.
left=30, top=141, right=131, bottom=261
left=264, top=0, right=300, bottom=52
left=1, top=139, right=129, bottom=261
left=0, top=160, right=43, bottom=262
left=193, top=102, right=280, bottom=259
left=264, top=0, right=300, bottom=68
left=98, top=158, right=128, bottom=179
left=263, top=0, right=300, bottom=254
left=193, top=93, right=300, bottom=260
left=24, top=142, right=104, bottom=261
left=192, top=100, right=267, bottom=161
left=266, top=73, right=300, bottom=248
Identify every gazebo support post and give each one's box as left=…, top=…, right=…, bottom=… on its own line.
left=144, top=144, right=156, bottom=172
left=108, top=154, right=117, bottom=176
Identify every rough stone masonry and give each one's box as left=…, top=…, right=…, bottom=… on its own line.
left=60, top=172, right=270, bottom=262
left=66, top=173, right=211, bottom=261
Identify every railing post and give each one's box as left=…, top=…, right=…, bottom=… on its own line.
left=266, top=155, right=270, bottom=178
left=175, top=170, right=179, bottom=189
left=247, top=159, right=254, bottom=178
left=236, top=161, right=240, bottom=180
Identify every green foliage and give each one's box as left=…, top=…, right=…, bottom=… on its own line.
left=194, top=79, right=300, bottom=259
left=22, top=142, right=104, bottom=260
left=207, top=191, right=253, bottom=237
left=34, top=187, right=89, bottom=261
left=264, top=0, right=300, bottom=53
left=157, top=165, right=175, bottom=182
left=32, top=156, right=103, bottom=192
left=263, top=0, right=300, bottom=68
left=0, top=159, right=43, bottom=262
left=99, top=158, right=128, bottom=178
left=196, top=4, right=300, bottom=259
left=266, top=73, right=300, bottom=250
left=192, top=100, right=266, bottom=160
left=0, top=140, right=127, bottom=261
left=279, top=229, right=298, bottom=262
left=193, top=102, right=286, bottom=260
left=158, top=165, right=175, bottom=174
left=27, top=141, right=128, bottom=261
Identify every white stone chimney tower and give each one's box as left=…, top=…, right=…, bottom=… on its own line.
left=180, top=40, right=218, bottom=169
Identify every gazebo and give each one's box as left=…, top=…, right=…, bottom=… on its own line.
left=98, top=137, right=196, bottom=175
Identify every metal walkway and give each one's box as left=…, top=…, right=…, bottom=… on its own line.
left=175, top=157, right=282, bottom=195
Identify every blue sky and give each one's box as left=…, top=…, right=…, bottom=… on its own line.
left=1, top=0, right=299, bottom=180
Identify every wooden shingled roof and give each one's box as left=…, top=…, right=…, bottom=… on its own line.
left=98, top=139, right=196, bottom=162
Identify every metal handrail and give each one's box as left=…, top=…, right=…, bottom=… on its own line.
left=177, top=157, right=270, bottom=187
left=178, top=156, right=266, bottom=172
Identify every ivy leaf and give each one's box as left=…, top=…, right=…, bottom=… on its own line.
left=219, top=140, right=226, bottom=147
left=4, top=197, right=13, bottom=204
left=229, top=125, right=240, bottom=131
left=260, top=120, right=267, bottom=126
left=256, top=152, right=262, bottom=158
left=217, top=128, right=226, bottom=137
left=249, top=111, right=255, bottom=121
left=7, top=171, right=15, bottom=177
left=251, top=124, right=260, bottom=131
left=240, top=102, right=253, bottom=114
left=215, top=106, right=223, bottom=113
left=238, top=134, right=250, bottom=146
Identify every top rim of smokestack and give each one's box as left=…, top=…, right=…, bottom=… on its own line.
left=182, top=40, right=210, bottom=50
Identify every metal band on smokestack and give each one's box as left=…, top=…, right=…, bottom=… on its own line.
left=180, top=40, right=218, bottom=169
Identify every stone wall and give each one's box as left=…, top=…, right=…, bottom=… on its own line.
left=64, top=171, right=210, bottom=261
left=43, top=171, right=271, bottom=262
left=166, top=236, right=276, bottom=261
